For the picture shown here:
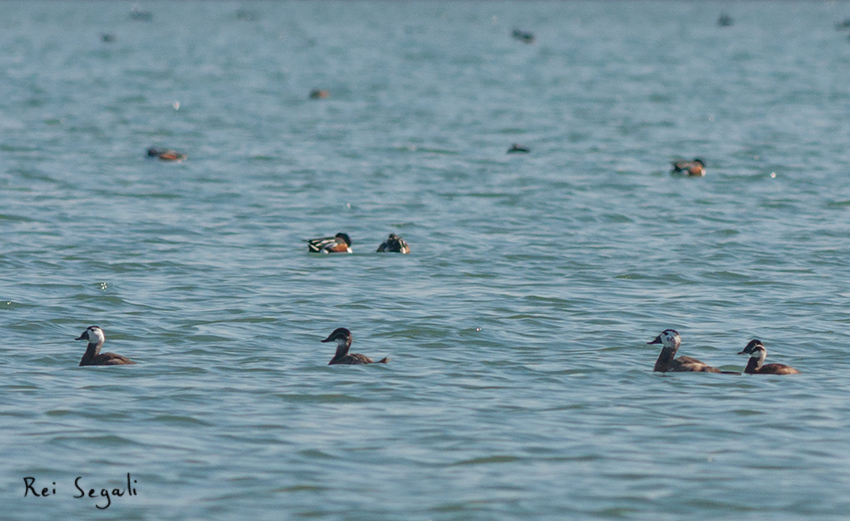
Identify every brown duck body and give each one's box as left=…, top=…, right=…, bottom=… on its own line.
left=655, top=352, right=723, bottom=373
left=330, top=353, right=389, bottom=365
left=81, top=352, right=135, bottom=366
left=744, top=359, right=800, bottom=375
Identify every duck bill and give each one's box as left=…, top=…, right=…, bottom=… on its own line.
left=75, top=332, right=89, bottom=341
left=321, top=335, right=334, bottom=343
left=647, top=336, right=662, bottom=345
left=737, top=350, right=747, bottom=355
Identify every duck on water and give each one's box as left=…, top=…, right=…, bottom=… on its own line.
left=738, top=339, right=800, bottom=375
left=306, top=233, right=352, bottom=254
left=376, top=233, right=410, bottom=254
left=647, top=329, right=738, bottom=373
left=76, top=326, right=135, bottom=366
left=147, top=147, right=186, bottom=162
left=322, top=328, right=388, bottom=365
left=671, top=158, right=705, bottom=177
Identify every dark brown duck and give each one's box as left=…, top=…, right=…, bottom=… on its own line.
left=322, top=327, right=389, bottom=365
left=648, top=329, right=738, bottom=373
left=76, top=326, right=135, bottom=366
left=738, top=339, right=800, bottom=375
left=376, top=233, right=410, bottom=254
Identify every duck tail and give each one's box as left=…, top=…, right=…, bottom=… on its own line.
left=377, top=357, right=390, bottom=364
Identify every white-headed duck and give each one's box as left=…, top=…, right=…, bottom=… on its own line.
left=76, top=326, right=135, bottom=366
left=648, top=329, right=738, bottom=373
left=738, top=339, right=800, bottom=375
left=322, top=327, right=389, bottom=365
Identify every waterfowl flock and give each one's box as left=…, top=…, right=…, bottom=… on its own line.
left=70, top=9, right=818, bottom=379
left=72, top=322, right=800, bottom=375
left=646, top=330, right=799, bottom=375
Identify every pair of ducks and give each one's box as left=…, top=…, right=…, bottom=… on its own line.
left=307, top=232, right=410, bottom=254
left=74, top=326, right=387, bottom=367
left=648, top=329, right=800, bottom=375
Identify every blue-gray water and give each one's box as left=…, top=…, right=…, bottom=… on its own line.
left=3, top=1, right=850, bottom=519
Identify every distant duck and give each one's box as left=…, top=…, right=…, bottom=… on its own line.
left=129, top=5, right=153, bottom=21
left=307, top=232, right=352, bottom=253
left=671, top=158, right=705, bottom=177
left=235, top=9, right=259, bottom=21
left=507, top=144, right=530, bottom=154
left=717, top=13, right=733, bottom=27
left=376, top=233, right=410, bottom=254
left=147, top=147, right=187, bottom=162
left=511, top=29, right=535, bottom=43
left=75, top=326, right=135, bottom=366
left=322, top=327, right=389, bottom=365
left=309, top=89, right=330, bottom=99
left=647, top=329, right=738, bottom=373
left=738, top=339, right=800, bottom=375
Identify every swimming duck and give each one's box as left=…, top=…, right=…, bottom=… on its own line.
left=307, top=233, right=352, bottom=253
left=647, top=329, right=737, bottom=373
left=511, top=29, right=535, bottom=43
left=147, top=148, right=187, bottom=162
left=376, top=233, right=410, bottom=254
left=738, top=339, right=800, bottom=375
left=309, top=89, right=330, bottom=99
left=129, top=5, right=153, bottom=21
left=671, top=158, right=705, bottom=176
left=322, top=327, right=389, bottom=365
left=75, top=326, right=135, bottom=366
left=507, top=144, right=530, bottom=154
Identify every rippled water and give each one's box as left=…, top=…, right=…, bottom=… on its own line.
left=4, top=1, right=850, bottom=519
